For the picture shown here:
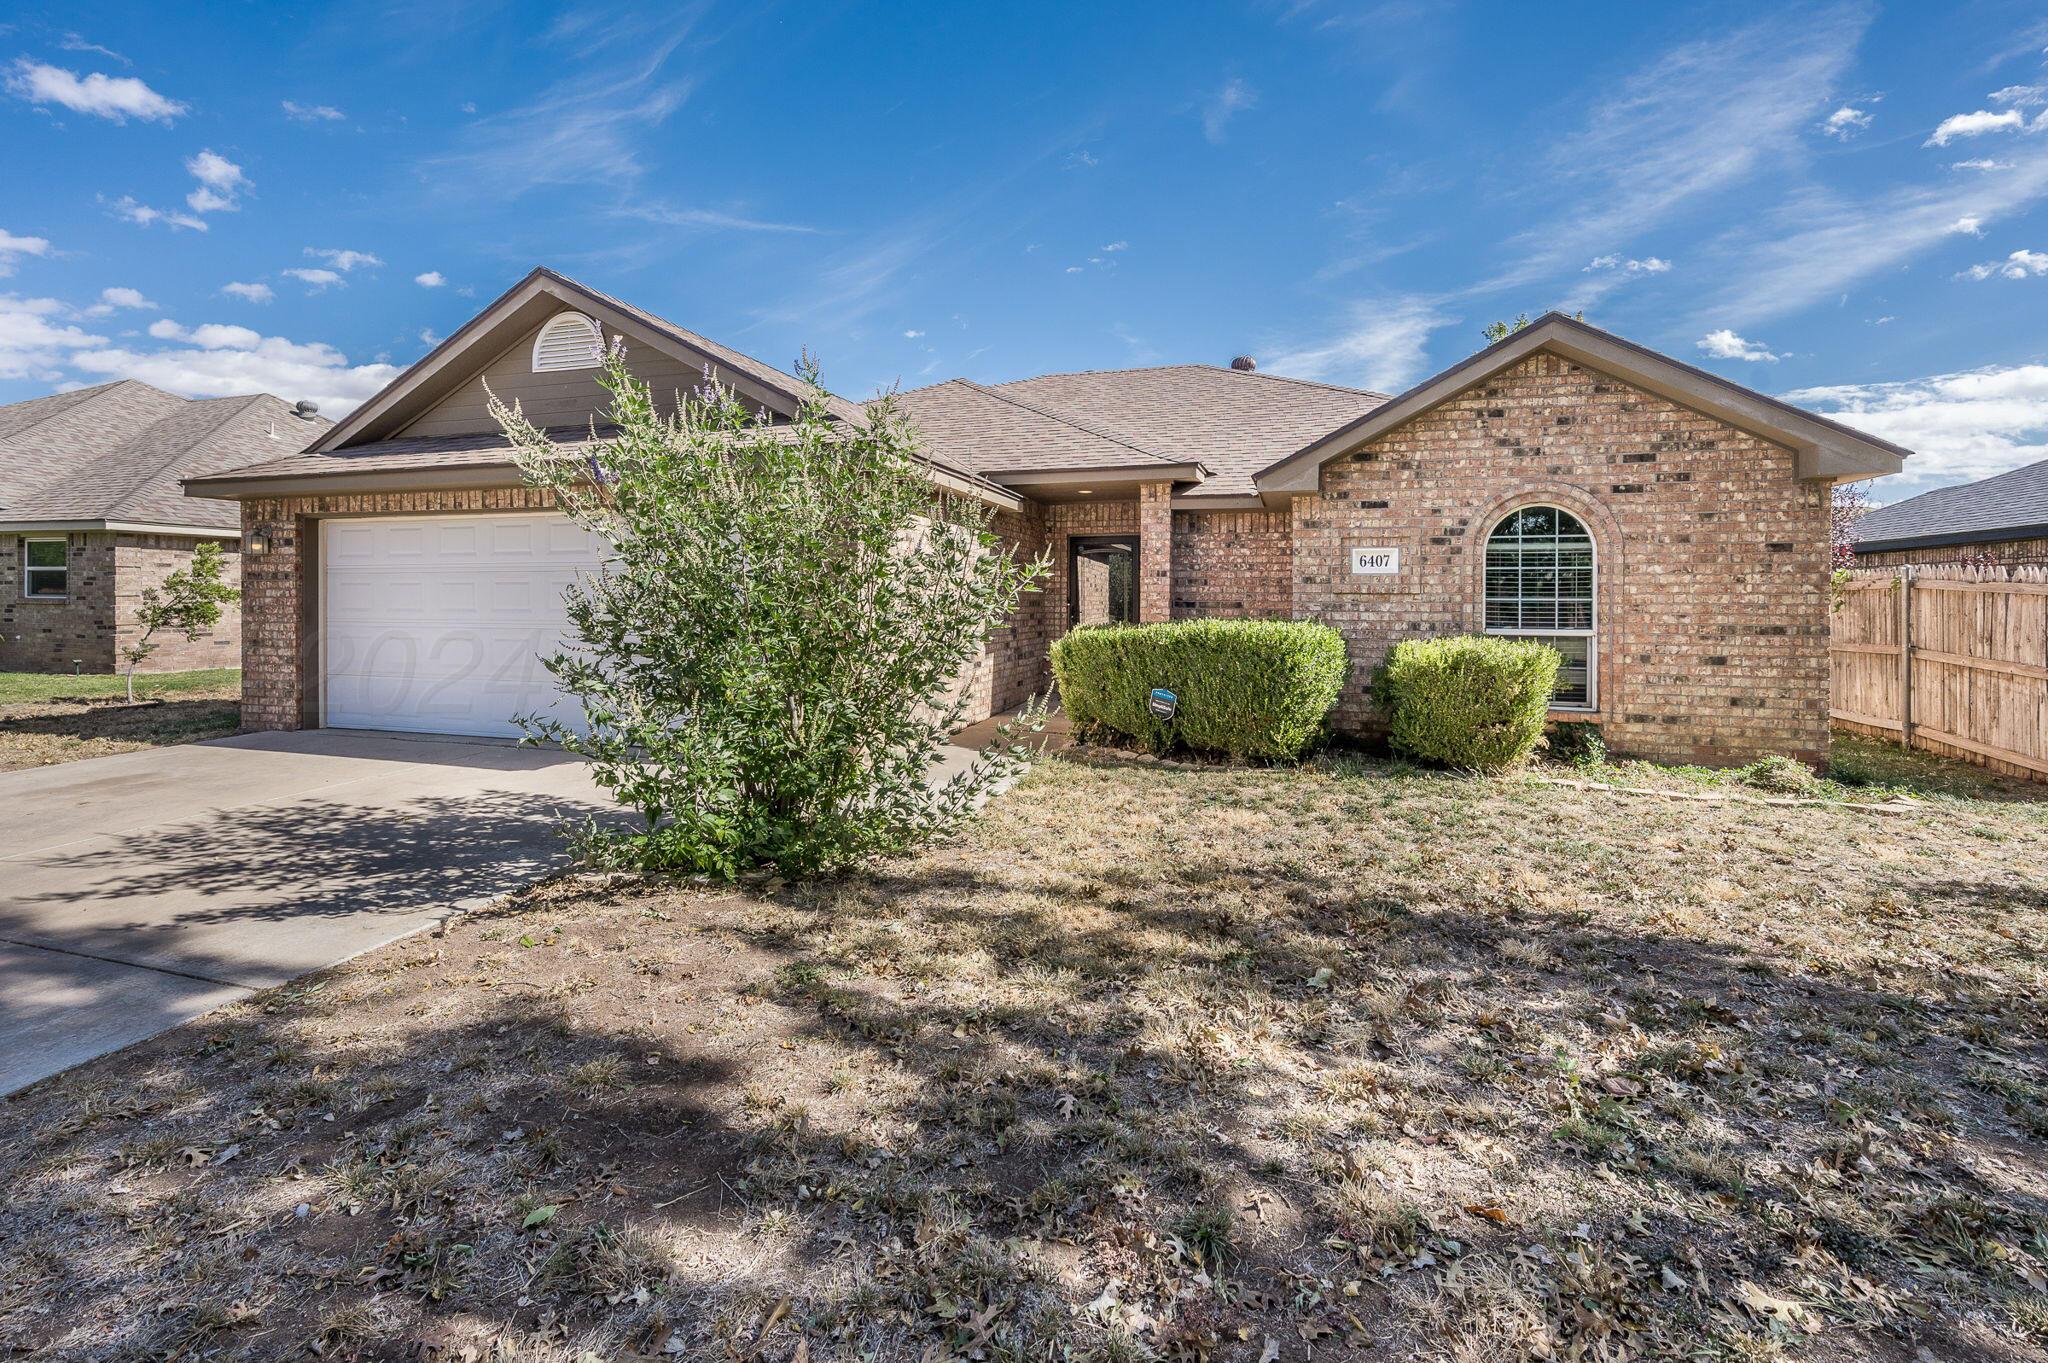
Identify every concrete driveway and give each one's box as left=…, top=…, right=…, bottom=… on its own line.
left=0, top=730, right=616, bottom=1095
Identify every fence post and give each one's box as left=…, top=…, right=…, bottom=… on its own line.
left=1897, top=566, right=1914, bottom=754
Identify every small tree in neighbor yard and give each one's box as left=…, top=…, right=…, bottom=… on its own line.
left=120, top=540, right=238, bottom=703
left=494, top=351, right=1050, bottom=879
left=1831, top=481, right=1870, bottom=569
left=1481, top=310, right=1585, bottom=344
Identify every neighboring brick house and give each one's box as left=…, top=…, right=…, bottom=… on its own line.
left=1852, top=455, right=2048, bottom=568
left=183, top=268, right=1907, bottom=765
left=0, top=380, right=329, bottom=673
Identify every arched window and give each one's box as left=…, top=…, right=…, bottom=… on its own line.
left=1484, top=505, right=1596, bottom=709
left=531, top=312, right=603, bottom=373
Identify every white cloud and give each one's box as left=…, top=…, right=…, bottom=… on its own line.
left=1064, top=266, right=1083, bottom=274
left=184, top=150, right=249, bottom=215
left=413, top=270, right=445, bottom=288
left=902, top=329, right=924, bottom=338
left=1266, top=297, right=1457, bottom=392
left=1948, top=214, right=1986, bottom=235
left=281, top=267, right=342, bottom=290
left=1786, top=364, right=2048, bottom=499
left=1990, top=84, right=2047, bottom=108
left=1821, top=105, right=1872, bottom=139
left=419, top=328, right=441, bottom=347
left=58, top=35, right=129, bottom=65
left=1958, top=248, right=2048, bottom=280
left=1697, top=329, right=1779, bottom=362
left=221, top=281, right=274, bottom=303
left=1701, top=140, right=2048, bottom=324
left=1481, top=8, right=1867, bottom=299
left=1925, top=109, right=2027, bottom=146
left=146, top=320, right=266, bottom=349
left=67, top=322, right=401, bottom=414
left=306, top=247, right=382, bottom=272
left=0, top=294, right=106, bottom=380
left=1953, top=158, right=2015, bottom=170
left=424, top=36, right=692, bottom=199
left=3, top=59, right=184, bottom=123
left=0, top=229, right=52, bottom=277
left=105, top=194, right=207, bottom=232
left=1202, top=77, right=1256, bottom=144
left=281, top=100, right=344, bottom=122
left=1100, top=241, right=1128, bottom=252
left=1584, top=254, right=1672, bottom=274
left=81, top=285, right=157, bottom=316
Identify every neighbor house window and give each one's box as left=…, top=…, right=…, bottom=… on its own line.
left=1483, top=506, right=1595, bottom=709
left=23, top=537, right=67, bottom=599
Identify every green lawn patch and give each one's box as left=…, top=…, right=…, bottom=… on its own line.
left=0, top=668, right=240, bottom=705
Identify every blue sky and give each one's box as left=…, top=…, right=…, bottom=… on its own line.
left=4, top=1, right=2048, bottom=501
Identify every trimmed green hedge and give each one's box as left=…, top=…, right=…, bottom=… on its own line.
left=1051, top=619, right=1347, bottom=761
left=1371, top=635, right=1561, bottom=772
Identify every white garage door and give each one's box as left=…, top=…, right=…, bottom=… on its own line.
left=322, top=513, right=606, bottom=738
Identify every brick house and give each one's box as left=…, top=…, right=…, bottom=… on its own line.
left=0, top=380, right=329, bottom=673
left=1851, top=455, right=2048, bottom=568
left=184, top=268, right=1907, bottom=765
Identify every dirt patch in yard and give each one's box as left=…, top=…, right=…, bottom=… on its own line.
left=0, top=690, right=240, bottom=771
left=2, top=745, right=2044, bottom=1361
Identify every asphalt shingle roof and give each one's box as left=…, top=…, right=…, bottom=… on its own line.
left=195, top=426, right=609, bottom=483
left=1855, top=455, right=2048, bottom=549
left=890, top=380, right=1191, bottom=477
left=0, top=380, right=330, bottom=531
left=898, top=365, right=1389, bottom=498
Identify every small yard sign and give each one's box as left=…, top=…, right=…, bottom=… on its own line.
left=1350, top=546, right=1400, bottom=575
left=1147, top=687, right=1178, bottom=719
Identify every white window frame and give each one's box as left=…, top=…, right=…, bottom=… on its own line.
left=1482, top=507, right=1597, bottom=711
left=530, top=312, right=604, bottom=373
left=22, top=535, right=68, bottom=600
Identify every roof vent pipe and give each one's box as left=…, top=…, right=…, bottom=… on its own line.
left=293, top=399, right=320, bottom=420
left=1230, top=355, right=1256, bottom=372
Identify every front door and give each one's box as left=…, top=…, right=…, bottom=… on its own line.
left=1068, top=534, right=1138, bottom=628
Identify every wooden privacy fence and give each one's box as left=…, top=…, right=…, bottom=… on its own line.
left=1830, top=565, right=2048, bottom=781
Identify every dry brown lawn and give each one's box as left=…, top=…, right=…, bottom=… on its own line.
left=3, top=737, right=2045, bottom=1362
left=0, top=670, right=240, bottom=772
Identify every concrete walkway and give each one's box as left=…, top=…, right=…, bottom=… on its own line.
left=0, top=730, right=615, bottom=1095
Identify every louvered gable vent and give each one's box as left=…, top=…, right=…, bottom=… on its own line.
left=531, top=312, right=603, bottom=372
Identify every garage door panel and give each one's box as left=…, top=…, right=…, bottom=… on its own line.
left=322, top=514, right=604, bottom=739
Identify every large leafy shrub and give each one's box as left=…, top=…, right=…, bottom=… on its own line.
left=1371, top=635, right=1561, bottom=772
left=495, top=351, right=1048, bottom=879
left=1050, top=619, right=1347, bottom=760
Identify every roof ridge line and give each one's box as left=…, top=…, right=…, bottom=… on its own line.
left=952, top=378, right=1181, bottom=466
left=996, top=362, right=1388, bottom=400
left=100, top=393, right=274, bottom=520
left=0, top=379, right=145, bottom=450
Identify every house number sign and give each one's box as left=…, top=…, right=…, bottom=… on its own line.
left=1349, top=546, right=1401, bottom=575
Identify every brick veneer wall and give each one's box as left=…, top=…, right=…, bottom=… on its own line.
left=1855, top=536, right=2048, bottom=569
left=943, top=501, right=1053, bottom=724
left=1044, top=500, right=1140, bottom=635
left=0, top=532, right=116, bottom=671
left=113, top=534, right=242, bottom=672
left=1137, top=482, right=1173, bottom=622
left=1292, top=352, right=1832, bottom=766
left=1172, top=510, right=1293, bottom=618
left=0, top=532, right=241, bottom=673
left=1074, top=556, right=1112, bottom=624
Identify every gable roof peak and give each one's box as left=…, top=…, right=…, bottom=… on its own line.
left=1253, top=311, right=1909, bottom=499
